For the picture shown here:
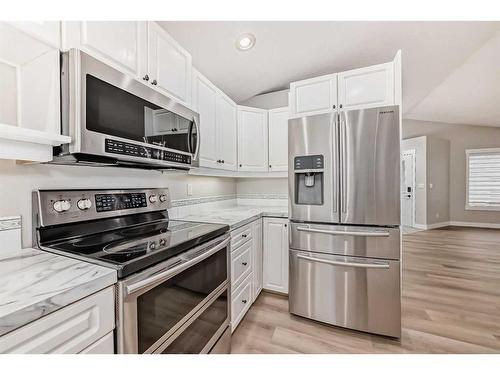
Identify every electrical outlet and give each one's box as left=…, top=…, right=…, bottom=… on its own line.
left=187, top=184, right=193, bottom=196
left=436, top=212, right=440, bottom=219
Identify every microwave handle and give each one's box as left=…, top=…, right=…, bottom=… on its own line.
left=191, top=116, right=200, bottom=161
left=125, top=237, right=229, bottom=295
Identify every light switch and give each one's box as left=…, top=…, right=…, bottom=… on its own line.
left=429, top=183, right=434, bottom=189
left=187, top=184, right=193, bottom=196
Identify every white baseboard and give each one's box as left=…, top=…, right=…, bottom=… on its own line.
left=448, top=221, right=500, bottom=229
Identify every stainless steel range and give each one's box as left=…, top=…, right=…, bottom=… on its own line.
left=32, top=188, right=231, bottom=354
left=288, top=105, right=402, bottom=338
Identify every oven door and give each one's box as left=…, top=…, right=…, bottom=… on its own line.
left=116, top=235, right=230, bottom=354
left=62, top=49, right=200, bottom=168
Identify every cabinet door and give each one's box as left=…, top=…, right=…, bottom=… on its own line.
left=268, top=107, right=289, bottom=172
left=263, top=218, right=289, bottom=294
left=63, top=21, right=146, bottom=77
left=147, top=22, right=192, bottom=106
left=289, top=74, right=337, bottom=118
left=217, top=93, right=238, bottom=171
left=192, top=69, right=219, bottom=169
left=252, top=219, right=263, bottom=301
left=338, top=62, right=394, bottom=111
left=237, top=106, right=268, bottom=172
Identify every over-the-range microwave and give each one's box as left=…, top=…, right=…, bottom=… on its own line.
left=54, top=49, right=200, bottom=170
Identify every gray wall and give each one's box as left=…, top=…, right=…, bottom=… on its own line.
left=239, top=89, right=289, bottom=109
left=426, top=137, right=450, bottom=224
left=403, top=119, right=500, bottom=225
left=236, top=178, right=288, bottom=196
left=0, top=160, right=236, bottom=247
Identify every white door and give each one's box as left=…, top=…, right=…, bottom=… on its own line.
left=263, top=218, right=289, bottom=294
left=401, top=150, right=416, bottom=227
left=237, top=106, right=268, bottom=172
left=192, top=70, right=218, bottom=169
left=217, top=94, right=238, bottom=171
left=268, top=107, right=289, bottom=172
left=63, top=21, right=146, bottom=77
left=147, top=22, right=192, bottom=106
left=338, top=62, right=394, bottom=111
left=289, top=74, right=337, bottom=118
left=252, top=219, right=263, bottom=301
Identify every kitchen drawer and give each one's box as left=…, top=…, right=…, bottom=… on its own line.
left=230, top=273, right=253, bottom=333
left=230, top=223, right=252, bottom=250
left=231, top=239, right=253, bottom=289
left=0, top=286, right=115, bottom=354
left=79, top=331, right=114, bottom=354
left=290, top=222, right=400, bottom=260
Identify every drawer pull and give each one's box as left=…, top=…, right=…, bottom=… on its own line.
left=242, top=262, right=248, bottom=266
left=296, top=226, right=390, bottom=237
left=297, top=254, right=390, bottom=269
left=242, top=234, right=247, bottom=238
left=242, top=299, right=248, bottom=304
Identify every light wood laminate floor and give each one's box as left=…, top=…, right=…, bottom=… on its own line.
left=231, top=227, right=500, bottom=353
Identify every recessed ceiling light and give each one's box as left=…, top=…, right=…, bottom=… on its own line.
left=236, top=33, right=256, bottom=51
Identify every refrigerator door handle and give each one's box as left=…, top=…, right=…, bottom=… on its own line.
left=296, top=226, right=390, bottom=237
left=297, top=254, right=390, bottom=269
left=340, top=112, right=347, bottom=214
left=332, top=114, right=339, bottom=213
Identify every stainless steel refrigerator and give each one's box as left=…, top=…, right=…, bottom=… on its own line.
left=288, top=105, right=401, bottom=338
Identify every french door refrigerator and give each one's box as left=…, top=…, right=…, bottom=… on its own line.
left=288, top=105, right=401, bottom=338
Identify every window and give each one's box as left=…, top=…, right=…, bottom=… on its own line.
left=466, top=148, right=500, bottom=211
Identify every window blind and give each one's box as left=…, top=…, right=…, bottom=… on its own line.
left=467, top=149, right=500, bottom=210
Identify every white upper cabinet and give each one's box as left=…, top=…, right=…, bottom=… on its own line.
left=268, top=107, right=289, bottom=172
left=217, top=93, right=238, bottom=171
left=62, top=21, right=146, bottom=78
left=147, top=22, right=192, bottom=106
left=289, top=74, right=337, bottom=118
left=192, top=69, right=218, bottom=169
left=337, top=62, right=394, bottom=111
left=237, top=106, right=269, bottom=172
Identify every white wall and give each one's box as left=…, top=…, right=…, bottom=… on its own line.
left=236, top=178, right=288, bottom=197
left=403, top=119, right=500, bottom=225
left=0, top=160, right=236, bottom=247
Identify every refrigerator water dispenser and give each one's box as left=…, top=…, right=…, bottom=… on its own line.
left=294, top=155, right=324, bottom=205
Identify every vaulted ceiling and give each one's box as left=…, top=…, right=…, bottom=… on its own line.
left=159, top=21, right=500, bottom=126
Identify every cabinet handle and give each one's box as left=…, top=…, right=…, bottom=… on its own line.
left=242, top=234, right=247, bottom=238
left=269, top=165, right=272, bottom=168
left=151, top=79, right=157, bottom=85
left=242, top=299, right=248, bottom=304
left=143, top=74, right=149, bottom=81
left=239, top=164, right=242, bottom=167
left=221, top=160, right=225, bottom=163
left=339, top=104, right=343, bottom=109
left=242, top=262, right=248, bottom=266
left=217, top=159, right=221, bottom=163
left=284, top=224, right=287, bottom=227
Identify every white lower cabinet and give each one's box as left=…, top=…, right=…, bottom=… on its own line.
left=252, top=219, right=263, bottom=301
left=79, top=332, right=114, bottom=354
left=0, top=286, right=115, bottom=354
left=263, top=218, right=289, bottom=294
left=230, top=274, right=253, bottom=333
left=231, top=240, right=253, bottom=289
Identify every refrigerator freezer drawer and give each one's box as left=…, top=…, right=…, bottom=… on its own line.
left=290, top=222, right=400, bottom=260
left=289, top=249, right=401, bottom=337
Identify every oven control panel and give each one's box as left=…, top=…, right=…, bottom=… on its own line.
left=35, top=188, right=172, bottom=227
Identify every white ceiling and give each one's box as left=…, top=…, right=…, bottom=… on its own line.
left=159, top=21, right=500, bottom=125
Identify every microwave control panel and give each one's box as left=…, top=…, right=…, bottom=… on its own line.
left=105, top=139, right=191, bottom=165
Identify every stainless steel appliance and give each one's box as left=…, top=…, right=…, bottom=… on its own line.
left=55, top=49, right=200, bottom=170
left=288, top=105, right=401, bottom=338
left=33, top=188, right=231, bottom=354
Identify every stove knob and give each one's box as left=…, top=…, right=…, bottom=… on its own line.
left=77, top=198, right=92, bottom=210
left=159, top=194, right=168, bottom=203
left=53, top=200, right=71, bottom=213
left=149, top=195, right=158, bottom=203
left=149, top=242, right=157, bottom=250
left=159, top=239, right=166, bottom=246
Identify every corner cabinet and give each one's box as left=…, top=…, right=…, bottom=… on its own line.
left=192, top=69, right=237, bottom=171
left=268, top=107, right=289, bottom=172
left=337, top=62, right=394, bottom=111
left=263, top=218, right=289, bottom=294
left=147, top=22, right=192, bottom=106
left=237, top=106, right=269, bottom=172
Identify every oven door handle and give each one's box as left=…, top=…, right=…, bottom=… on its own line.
left=126, top=237, right=230, bottom=295
left=296, top=226, right=390, bottom=237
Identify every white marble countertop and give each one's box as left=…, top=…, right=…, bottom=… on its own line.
left=0, top=247, right=117, bottom=337
left=172, top=205, right=288, bottom=230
